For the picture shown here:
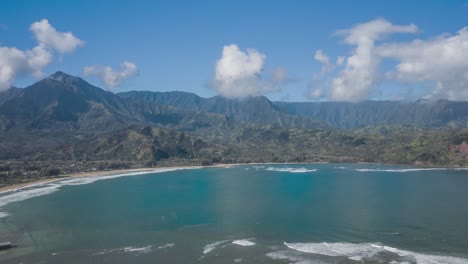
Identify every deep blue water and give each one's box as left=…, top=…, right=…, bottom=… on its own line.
left=0, top=164, right=467, bottom=263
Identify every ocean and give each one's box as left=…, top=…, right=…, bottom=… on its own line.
left=0, top=164, right=467, bottom=263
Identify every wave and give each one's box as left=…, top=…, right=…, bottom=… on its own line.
left=0, top=167, right=201, bottom=218
left=157, top=243, right=175, bottom=249
left=0, top=212, right=10, bottom=218
left=265, top=167, right=318, bottom=173
left=232, top=239, right=255, bottom=247
left=282, top=242, right=468, bottom=264
left=356, top=168, right=468, bottom=173
left=203, top=240, right=231, bottom=254
left=0, top=184, right=61, bottom=218
left=123, top=245, right=153, bottom=254
left=203, top=238, right=256, bottom=254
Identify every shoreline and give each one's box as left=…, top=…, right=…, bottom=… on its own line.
left=0, top=163, right=236, bottom=194
left=1, top=162, right=467, bottom=194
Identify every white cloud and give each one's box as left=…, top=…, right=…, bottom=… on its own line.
left=313, top=19, right=468, bottom=101
left=377, top=27, right=468, bottom=100
left=30, top=19, right=84, bottom=54
left=212, top=44, right=277, bottom=98
left=83, top=61, right=138, bottom=89
left=329, top=19, right=418, bottom=102
left=0, top=19, right=83, bottom=91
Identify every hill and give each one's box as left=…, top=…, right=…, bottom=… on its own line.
left=0, top=71, right=466, bottom=186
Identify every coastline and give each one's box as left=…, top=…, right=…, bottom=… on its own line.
left=1, top=162, right=467, bottom=195
left=0, top=163, right=237, bottom=194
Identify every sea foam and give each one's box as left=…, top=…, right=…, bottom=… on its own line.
left=232, top=239, right=256, bottom=246
left=157, top=243, right=175, bottom=249
left=281, top=242, right=468, bottom=264
left=203, top=238, right=256, bottom=255
left=203, top=240, right=230, bottom=254
left=265, top=167, right=317, bottom=173
left=0, top=167, right=201, bottom=218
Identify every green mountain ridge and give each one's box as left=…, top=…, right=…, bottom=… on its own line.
left=275, top=100, right=468, bottom=128
left=0, top=71, right=466, bottom=186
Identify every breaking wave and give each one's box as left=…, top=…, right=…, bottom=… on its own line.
left=203, top=238, right=256, bottom=255
left=232, top=239, right=255, bottom=247
left=203, top=240, right=231, bottom=254
left=0, top=167, right=200, bottom=218
left=280, top=242, right=468, bottom=264
left=157, top=243, right=175, bottom=249
left=265, top=167, right=318, bottom=173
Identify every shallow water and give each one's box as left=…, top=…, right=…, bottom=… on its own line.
left=0, top=164, right=467, bottom=263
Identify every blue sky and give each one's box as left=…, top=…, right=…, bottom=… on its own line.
left=0, top=0, right=467, bottom=101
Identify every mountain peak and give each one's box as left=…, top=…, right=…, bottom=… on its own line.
left=46, top=71, right=81, bottom=83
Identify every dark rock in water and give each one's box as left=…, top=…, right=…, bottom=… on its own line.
left=0, top=241, right=12, bottom=250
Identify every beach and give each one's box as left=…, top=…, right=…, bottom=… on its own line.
left=0, top=164, right=235, bottom=194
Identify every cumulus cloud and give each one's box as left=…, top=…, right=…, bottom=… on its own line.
left=377, top=27, right=468, bottom=100
left=330, top=19, right=418, bottom=101
left=0, top=19, right=83, bottom=91
left=83, top=61, right=138, bottom=89
left=30, top=19, right=84, bottom=54
left=313, top=18, right=468, bottom=101
left=212, top=44, right=280, bottom=98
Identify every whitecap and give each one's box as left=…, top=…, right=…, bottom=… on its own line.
left=157, top=243, right=175, bottom=249
left=0, top=212, right=10, bottom=218
left=232, top=239, right=255, bottom=247
left=283, top=242, right=468, bottom=264
left=265, top=167, right=317, bottom=173
left=123, top=245, right=153, bottom=254
left=203, top=240, right=230, bottom=254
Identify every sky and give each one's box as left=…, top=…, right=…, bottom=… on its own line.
left=0, top=0, right=467, bottom=102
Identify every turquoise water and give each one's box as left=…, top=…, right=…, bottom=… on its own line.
left=0, top=164, right=468, bottom=263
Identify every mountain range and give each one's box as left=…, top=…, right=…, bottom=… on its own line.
left=0, top=71, right=467, bottom=179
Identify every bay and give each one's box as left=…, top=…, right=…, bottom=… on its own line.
left=0, top=164, right=467, bottom=263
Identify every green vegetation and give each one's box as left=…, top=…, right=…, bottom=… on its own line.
left=0, top=72, right=467, bottom=187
